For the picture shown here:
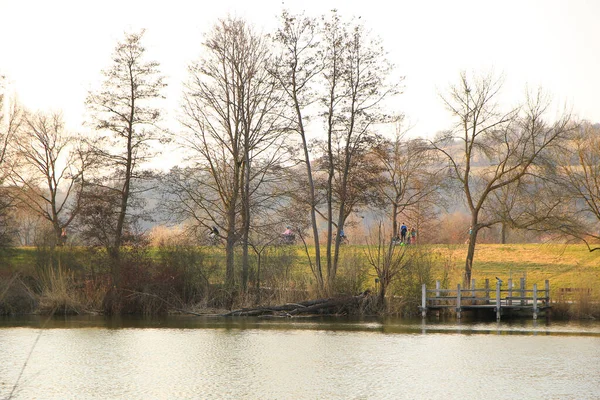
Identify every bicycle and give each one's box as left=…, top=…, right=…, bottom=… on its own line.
left=280, top=233, right=296, bottom=245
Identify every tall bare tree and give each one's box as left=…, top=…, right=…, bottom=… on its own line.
left=10, top=111, right=89, bottom=245
left=0, top=76, right=22, bottom=245
left=271, top=11, right=325, bottom=290
left=432, top=73, right=574, bottom=285
left=178, top=17, right=285, bottom=293
left=273, top=11, right=401, bottom=294
left=85, top=30, right=166, bottom=285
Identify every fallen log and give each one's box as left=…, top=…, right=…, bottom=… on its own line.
left=221, top=295, right=368, bottom=317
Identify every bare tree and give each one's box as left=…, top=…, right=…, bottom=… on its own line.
left=10, top=111, right=89, bottom=245
left=432, top=73, right=574, bottom=286
left=85, top=30, right=166, bottom=285
left=372, top=123, right=446, bottom=240
left=272, top=10, right=401, bottom=295
left=365, top=222, right=410, bottom=310
left=178, top=17, right=286, bottom=293
left=271, top=11, right=326, bottom=291
left=549, top=122, right=600, bottom=251
left=0, top=76, right=22, bottom=246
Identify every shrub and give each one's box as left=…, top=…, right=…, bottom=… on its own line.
left=0, top=275, right=37, bottom=315
left=250, top=245, right=303, bottom=305
left=389, top=247, right=437, bottom=316
left=552, top=289, right=600, bottom=320
left=155, top=241, right=215, bottom=305
left=334, top=248, right=370, bottom=296
left=102, top=244, right=170, bottom=315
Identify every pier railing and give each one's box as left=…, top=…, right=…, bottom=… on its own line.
left=421, top=278, right=550, bottom=320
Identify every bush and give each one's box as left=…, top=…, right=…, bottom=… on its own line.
left=155, top=241, right=215, bottom=305
left=0, top=275, right=37, bottom=315
left=552, top=289, right=600, bottom=320
left=389, top=247, right=437, bottom=316
left=253, top=245, right=302, bottom=304
left=334, top=248, right=370, bottom=296
left=102, top=244, right=170, bottom=315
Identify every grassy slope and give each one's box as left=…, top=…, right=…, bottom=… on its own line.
left=429, top=243, right=600, bottom=293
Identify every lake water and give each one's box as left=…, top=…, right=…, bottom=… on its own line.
left=1, top=316, right=599, bottom=399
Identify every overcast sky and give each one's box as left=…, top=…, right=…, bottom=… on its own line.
left=2, top=0, right=599, bottom=142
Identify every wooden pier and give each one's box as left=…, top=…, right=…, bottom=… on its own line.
left=420, top=278, right=550, bottom=320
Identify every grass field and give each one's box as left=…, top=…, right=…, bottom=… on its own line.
left=430, top=243, right=600, bottom=293
left=2, top=242, right=599, bottom=297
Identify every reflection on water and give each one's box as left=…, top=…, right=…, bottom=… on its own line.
left=2, top=314, right=600, bottom=336
left=1, top=316, right=599, bottom=399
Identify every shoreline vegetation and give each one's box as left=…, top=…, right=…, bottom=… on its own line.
left=1, top=243, right=598, bottom=320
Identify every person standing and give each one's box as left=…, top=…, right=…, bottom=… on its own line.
left=400, top=223, right=408, bottom=243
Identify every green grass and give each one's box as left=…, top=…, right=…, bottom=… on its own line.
left=2, top=243, right=599, bottom=296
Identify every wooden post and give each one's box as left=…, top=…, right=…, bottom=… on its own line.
left=508, top=278, right=513, bottom=306
left=533, top=283, right=538, bottom=320
left=456, top=284, right=462, bottom=319
left=471, top=279, right=476, bottom=299
left=520, top=277, right=526, bottom=306
left=496, top=280, right=502, bottom=320
left=485, top=279, right=490, bottom=303
left=545, top=280, right=551, bottom=320
left=436, top=280, right=440, bottom=297
left=421, top=283, right=427, bottom=318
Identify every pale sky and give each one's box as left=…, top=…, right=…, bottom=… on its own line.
left=2, top=0, right=599, bottom=145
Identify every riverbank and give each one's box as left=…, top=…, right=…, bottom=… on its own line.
left=1, top=243, right=599, bottom=319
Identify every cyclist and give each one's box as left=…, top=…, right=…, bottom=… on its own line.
left=282, top=226, right=295, bottom=244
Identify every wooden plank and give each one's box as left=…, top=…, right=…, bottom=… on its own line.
left=421, top=283, right=426, bottom=318
left=533, top=284, right=538, bottom=320
left=457, top=284, right=462, bottom=319
left=496, top=280, right=502, bottom=320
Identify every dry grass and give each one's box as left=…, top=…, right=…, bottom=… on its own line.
left=38, top=264, right=86, bottom=315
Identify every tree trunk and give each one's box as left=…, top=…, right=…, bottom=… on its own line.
left=290, top=81, right=324, bottom=293
left=225, top=207, right=237, bottom=291
left=222, top=295, right=368, bottom=317
left=241, top=153, right=251, bottom=292
left=256, top=251, right=261, bottom=303
left=465, top=225, right=477, bottom=288
left=392, top=202, right=398, bottom=239
left=378, top=282, right=387, bottom=311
